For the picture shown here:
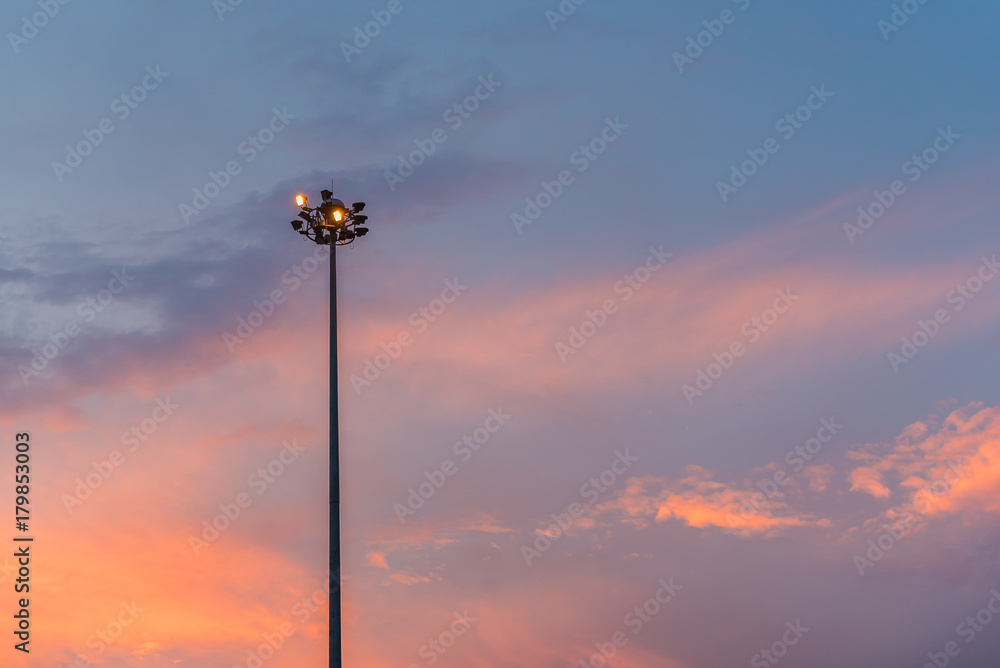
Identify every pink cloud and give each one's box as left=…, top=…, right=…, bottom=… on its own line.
left=847, top=402, right=1000, bottom=528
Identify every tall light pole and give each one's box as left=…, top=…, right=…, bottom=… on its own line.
left=287, top=189, right=370, bottom=668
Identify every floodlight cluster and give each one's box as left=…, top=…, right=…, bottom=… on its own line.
left=289, top=189, right=370, bottom=246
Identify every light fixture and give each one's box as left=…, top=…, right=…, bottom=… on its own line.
left=286, top=188, right=371, bottom=247
left=320, top=199, right=349, bottom=227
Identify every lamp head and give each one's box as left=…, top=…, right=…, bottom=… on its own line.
left=320, top=198, right=349, bottom=226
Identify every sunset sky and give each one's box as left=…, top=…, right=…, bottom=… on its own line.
left=2, top=1, right=1000, bottom=667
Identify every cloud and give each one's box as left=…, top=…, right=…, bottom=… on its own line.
left=367, top=551, right=389, bottom=569
left=586, top=469, right=825, bottom=538
left=847, top=402, right=1000, bottom=529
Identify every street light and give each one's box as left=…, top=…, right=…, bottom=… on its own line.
left=286, top=187, right=372, bottom=668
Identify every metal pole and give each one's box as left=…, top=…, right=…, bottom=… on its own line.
left=329, top=244, right=342, bottom=668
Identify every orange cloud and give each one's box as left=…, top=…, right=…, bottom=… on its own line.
left=847, top=402, right=1000, bottom=528
left=367, top=551, right=389, bottom=569
left=587, top=469, right=824, bottom=538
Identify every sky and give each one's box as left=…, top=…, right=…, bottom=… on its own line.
left=1, top=0, right=1000, bottom=666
